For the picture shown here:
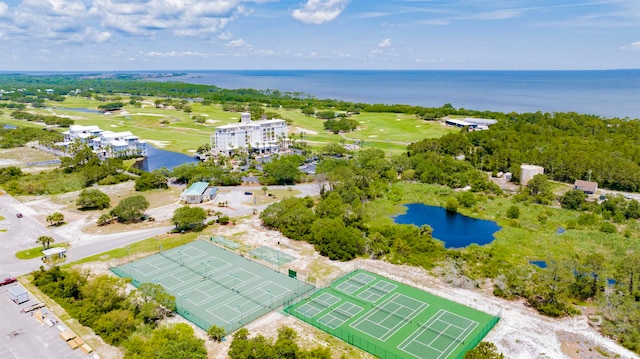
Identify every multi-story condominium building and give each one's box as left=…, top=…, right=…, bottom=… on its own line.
left=61, top=125, right=147, bottom=158
left=211, top=112, right=288, bottom=155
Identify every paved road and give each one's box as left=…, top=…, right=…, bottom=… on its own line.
left=0, top=182, right=321, bottom=278
left=0, top=190, right=173, bottom=278
left=0, top=183, right=320, bottom=359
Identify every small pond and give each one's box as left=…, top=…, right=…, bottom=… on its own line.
left=393, top=203, right=501, bottom=248
left=134, top=145, right=199, bottom=172
left=529, top=260, right=548, bottom=269
left=529, top=261, right=617, bottom=285
left=54, top=107, right=103, bottom=114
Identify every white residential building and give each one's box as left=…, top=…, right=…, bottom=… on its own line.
left=61, top=125, right=147, bottom=158
left=211, top=112, right=288, bottom=155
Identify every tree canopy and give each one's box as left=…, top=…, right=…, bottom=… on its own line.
left=171, top=206, right=207, bottom=231
left=76, top=188, right=111, bottom=210
left=110, top=195, right=149, bottom=223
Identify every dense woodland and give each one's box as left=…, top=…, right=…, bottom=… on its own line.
left=2, top=75, right=640, bottom=355
left=32, top=266, right=208, bottom=358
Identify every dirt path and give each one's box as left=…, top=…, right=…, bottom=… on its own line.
left=209, top=217, right=639, bottom=359
left=16, top=190, right=638, bottom=359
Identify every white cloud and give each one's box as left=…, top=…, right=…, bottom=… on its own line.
left=460, top=9, right=523, bottom=21
left=68, top=27, right=111, bottom=43
left=292, top=0, right=349, bottom=24
left=418, top=19, right=450, bottom=26
left=227, top=38, right=250, bottom=48
left=621, top=41, right=640, bottom=50
left=144, top=51, right=211, bottom=58
left=0, top=2, right=8, bottom=17
left=218, top=31, right=234, bottom=41
left=378, top=38, right=391, bottom=48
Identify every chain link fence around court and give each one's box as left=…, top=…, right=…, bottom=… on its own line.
left=284, top=304, right=499, bottom=359
left=284, top=269, right=502, bottom=359
left=111, top=240, right=317, bottom=335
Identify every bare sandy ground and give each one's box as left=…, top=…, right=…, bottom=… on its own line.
left=17, top=194, right=640, bottom=359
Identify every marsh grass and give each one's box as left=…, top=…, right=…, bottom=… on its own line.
left=368, top=182, right=638, bottom=277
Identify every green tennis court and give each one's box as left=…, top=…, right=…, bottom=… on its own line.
left=111, top=240, right=315, bottom=334
left=285, top=270, right=500, bottom=359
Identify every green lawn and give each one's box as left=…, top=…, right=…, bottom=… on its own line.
left=16, top=243, right=68, bottom=260
left=2, top=96, right=455, bottom=156
left=366, top=182, right=640, bottom=277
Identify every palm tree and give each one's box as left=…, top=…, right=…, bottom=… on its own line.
left=46, top=212, right=65, bottom=227
left=36, top=235, right=55, bottom=249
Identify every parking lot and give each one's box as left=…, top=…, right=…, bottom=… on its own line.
left=0, top=283, right=94, bottom=359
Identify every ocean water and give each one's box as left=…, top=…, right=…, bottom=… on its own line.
left=153, top=70, right=640, bottom=119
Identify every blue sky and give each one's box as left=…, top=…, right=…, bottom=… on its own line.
left=0, top=0, right=638, bottom=71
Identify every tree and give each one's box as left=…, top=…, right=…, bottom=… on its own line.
left=46, top=212, right=64, bottom=226
left=301, top=106, right=315, bottom=116
left=445, top=198, right=459, bottom=212
left=464, top=342, right=505, bottom=359
left=97, top=213, right=114, bottom=226
left=506, top=205, right=520, bottom=219
left=97, top=102, right=124, bottom=112
left=171, top=206, right=207, bottom=231
left=207, top=325, right=225, bottom=342
left=76, top=188, right=111, bottom=210
left=560, top=189, right=587, bottom=210
left=36, top=235, right=55, bottom=249
left=110, top=195, right=149, bottom=223
left=124, top=323, right=206, bottom=359
left=135, top=170, right=169, bottom=191
left=262, top=155, right=305, bottom=185
left=94, top=309, right=136, bottom=345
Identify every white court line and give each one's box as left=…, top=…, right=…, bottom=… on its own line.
left=397, top=309, right=478, bottom=359
left=350, top=293, right=428, bottom=342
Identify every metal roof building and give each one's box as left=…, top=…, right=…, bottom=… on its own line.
left=180, top=182, right=211, bottom=204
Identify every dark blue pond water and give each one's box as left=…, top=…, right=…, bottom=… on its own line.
left=393, top=203, right=501, bottom=248
left=529, top=261, right=548, bottom=268
left=134, top=145, right=199, bottom=172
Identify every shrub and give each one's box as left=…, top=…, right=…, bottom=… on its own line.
left=600, top=222, right=617, bottom=233
left=506, top=205, right=520, bottom=219
left=445, top=198, right=458, bottom=212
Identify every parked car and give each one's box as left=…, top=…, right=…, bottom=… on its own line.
left=16, top=213, right=23, bottom=218
left=0, top=277, right=17, bottom=286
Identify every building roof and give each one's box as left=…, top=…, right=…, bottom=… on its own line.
left=68, top=125, right=101, bottom=132
left=574, top=180, right=598, bottom=193
left=521, top=164, right=544, bottom=170
left=43, top=247, right=67, bottom=256
left=9, top=285, right=27, bottom=295
left=445, top=119, right=474, bottom=127
left=463, top=118, right=498, bottom=125
left=183, top=182, right=209, bottom=196
left=101, top=131, right=133, bottom=139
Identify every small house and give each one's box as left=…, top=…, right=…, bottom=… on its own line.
left=9, top=285, right=29, bottom=304
left=42, top=247, right=67, bottom=261
left=179, top=182, right=210, bottom=204
left=574, top=180, right=598, bottom=195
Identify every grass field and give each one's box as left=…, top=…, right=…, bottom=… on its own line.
left=0, top=96, right=456, bottom=155
left=15, top=243, right=68, bottom=259
left=365, top=182, right=640, bottom=279
left=112, top=240, right=315, bottom=334
left=286, top=270, right=499, bottom=359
